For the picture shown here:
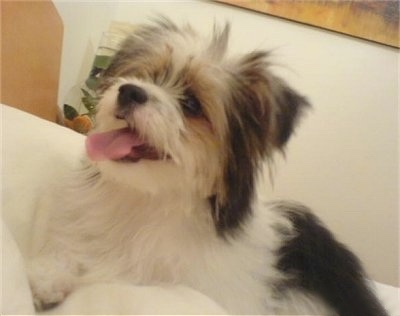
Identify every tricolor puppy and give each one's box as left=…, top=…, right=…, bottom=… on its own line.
left=29, top=18, right=388, bottom=315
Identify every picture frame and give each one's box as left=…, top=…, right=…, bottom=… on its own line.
left=217, top=1, right=399, bottom=48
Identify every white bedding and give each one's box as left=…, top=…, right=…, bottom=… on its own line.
left=1, top=104, right=399, bottom=315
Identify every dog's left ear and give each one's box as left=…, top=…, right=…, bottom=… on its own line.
left=211, top=51, right=310, bottom=235
left=266, top=74, right=311, bottom=149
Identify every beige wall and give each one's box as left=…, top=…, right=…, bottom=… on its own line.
left=54, top=0, right=399, bottom=286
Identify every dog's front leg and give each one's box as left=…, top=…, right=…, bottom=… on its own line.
left=28, top=244, right=82, bottom=311
left=27, top=194, right=84, bottom=311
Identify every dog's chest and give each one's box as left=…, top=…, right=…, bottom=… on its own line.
left=73, top=198, right=278, bottom=313
left=121, top=217, right=275, bottom=313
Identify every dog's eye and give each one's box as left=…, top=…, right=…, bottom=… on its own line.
left=181, top=93, right=203, bottom=117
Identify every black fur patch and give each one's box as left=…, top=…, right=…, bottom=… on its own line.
left=271, top=77, right=310, bottom=147
left=210, top=103, right=264, bottom=233
left=275, top=202, right=388, bottom=316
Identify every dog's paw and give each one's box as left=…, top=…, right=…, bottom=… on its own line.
left=28, top=256, right=77, bottom=310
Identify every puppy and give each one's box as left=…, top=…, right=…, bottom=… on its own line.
left=29, top=18, right=388, bottom=315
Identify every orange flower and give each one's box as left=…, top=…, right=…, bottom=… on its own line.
left=73, top=115, right=93, bottom=134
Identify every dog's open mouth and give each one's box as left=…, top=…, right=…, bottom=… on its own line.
left=86, top=128, right=162, bottom=162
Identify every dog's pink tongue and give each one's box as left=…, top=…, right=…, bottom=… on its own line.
left=86, top=128, right=144, bottom=161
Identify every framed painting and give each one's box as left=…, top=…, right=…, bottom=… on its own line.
left=217, top=1, right=399, bottom=48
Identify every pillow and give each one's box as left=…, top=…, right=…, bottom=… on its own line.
left=2, top=104, right=85, bottom=255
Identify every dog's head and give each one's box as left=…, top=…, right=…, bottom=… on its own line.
left=86, top=18, right=310, bottom=234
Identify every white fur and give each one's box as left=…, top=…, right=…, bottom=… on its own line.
left=29, top=166, right=333, bottom=314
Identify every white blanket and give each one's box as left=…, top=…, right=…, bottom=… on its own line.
left=1, top=105, right=398, bottom=315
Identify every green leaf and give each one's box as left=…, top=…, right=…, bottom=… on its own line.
left=80, top=89, right=98, bottom=114
left=93, top=55, right=112, bottom=69
left=63, top=104, right=79, bottom=120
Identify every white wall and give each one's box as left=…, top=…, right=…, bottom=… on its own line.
left=54, top=0, right=399, bottom=286
left=53, top=0, right=117, bottom=104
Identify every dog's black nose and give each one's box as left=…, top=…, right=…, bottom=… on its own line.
left=115, top=84, right=148, bottom=119
left=118, top=84, right=148, bottom=107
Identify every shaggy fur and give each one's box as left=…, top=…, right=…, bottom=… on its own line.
left=28, top=18, right=388, bottom=315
